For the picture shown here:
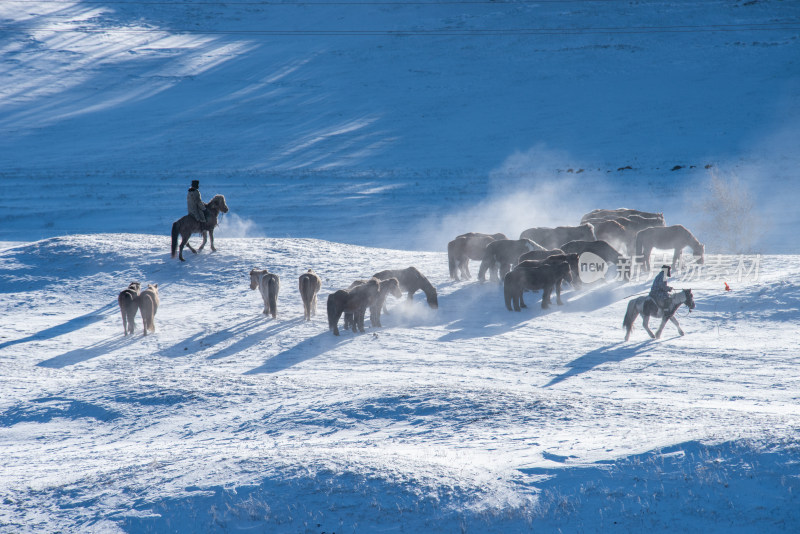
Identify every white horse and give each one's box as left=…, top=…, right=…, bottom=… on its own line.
left=623, top=288, right=695, bottom=341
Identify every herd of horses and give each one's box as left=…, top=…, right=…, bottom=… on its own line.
left=446, top=207, right=702, bottom=339
left=119, top=199, right=701, bottom=340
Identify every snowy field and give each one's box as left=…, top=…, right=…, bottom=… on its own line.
left=2, top=0, right=800, bottom=531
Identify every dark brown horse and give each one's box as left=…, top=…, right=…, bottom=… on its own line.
left=171, top=194, right=229, bottom=261
left=513, top=253, right=579, bottom=306
left=635, top=225, right=704, bottom=271
left=504, top=261, right=572, bottom=311
left=327, top=277, right=401, bottom=335
left=343, top=277, right=402, bottom=329
left=447, top=232, right=507, bottom=281
left=372, top=267, right=438, bottom=309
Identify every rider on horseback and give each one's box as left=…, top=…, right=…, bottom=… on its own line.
left=649, top=265, right=673, bottom=316
left=187, top=179, right=207, bottom=224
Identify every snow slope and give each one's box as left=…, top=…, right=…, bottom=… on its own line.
left=1, top=235, right=798, bottom=532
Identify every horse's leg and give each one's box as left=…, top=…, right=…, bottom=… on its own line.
left=654, top=316, right=669, bottom=339
left=332, top=310, right=342, bottom=336
left=671, top=249, right=680, bottom=269
left=463, top=258, right=471, bottom=280
left=209, top=229, right=216, bottom=252
left=642, top=315, right=656, bottom=338
left=669, top=315, right=685, bottom=336
left=541, top=287, right=551, bottom=309
left=179, top=234, right=191, bottom=261
left=519, top=290, right=526, bottom=309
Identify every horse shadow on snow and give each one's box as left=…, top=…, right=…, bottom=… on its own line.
left=544, top=340, right=654, bottom=387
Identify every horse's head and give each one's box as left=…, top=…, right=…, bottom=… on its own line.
left=693, top=243, right=705, bottom=265
left=426, top=287, right=439, bottom=309
left=380, top=278, right=403, bottom=300
left=209, top=194, right=229, bottom=214
left=249, top=269, right=262, bottom=290
left=524, top=238, right=543, bottom=252
left=683, top=289, right=695, bottom=310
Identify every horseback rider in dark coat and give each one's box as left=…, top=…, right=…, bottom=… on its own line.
left=649, top=265, right=673, bottom=315
left=187, top=179, right=207, bottom=224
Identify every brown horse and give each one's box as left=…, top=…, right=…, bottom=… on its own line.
left=118, top=281, right=141, bottom=336
left=327, top=277, right=400, bottom=335
left=635, top=225, right=704, bottom=271
left=372, top=267, right=438, bottom=309
left=299, top=269, right=322, bottom=321
left=519, top=224, right=596, bottom=251
left=447, top=232, right=507, bottom=281
left=171, top=194, right=229, bottom=261
left=504, top=261, right=572, bottom=311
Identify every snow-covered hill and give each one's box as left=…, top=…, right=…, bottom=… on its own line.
left=1, top=235, right=798, bottom=532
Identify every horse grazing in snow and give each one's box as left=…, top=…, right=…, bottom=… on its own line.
left=372, top=267, right=438, bottom=309
left=635, top=225, right=704, bottom=271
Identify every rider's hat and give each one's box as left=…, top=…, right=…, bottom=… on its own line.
left=190, top=179, right=200, bottom=188
left=661, top=265, right=671, bottom=277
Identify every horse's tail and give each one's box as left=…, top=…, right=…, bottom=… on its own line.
left=623, top=299, right=638, bottom=331
left=171, top=221, right=179, bottom=258
left=503, top=274, right=514, bottom=311
left=267, top=277, right=279, bottom=318
left=327, top=293, right=337, bottom=331
left=447, top=240, right=457, bottom=279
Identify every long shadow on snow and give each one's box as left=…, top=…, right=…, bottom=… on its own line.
left=159, top=317, right=264, bottom=358
left=0, top=302, right=117, bottom=352
left=207, top=316, right=307, bottom=360
left=245, top=330, right=348, bottom=374
left=437, top=281, right=554, bottom=342
left=37, top=334, right=140, bottom=368
left=543, top=340, right=653, bottom=387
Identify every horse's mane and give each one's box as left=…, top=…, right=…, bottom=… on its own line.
left=207, top=194, right=226, bottom=206
left=411, top=268, right=437, bottom=302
